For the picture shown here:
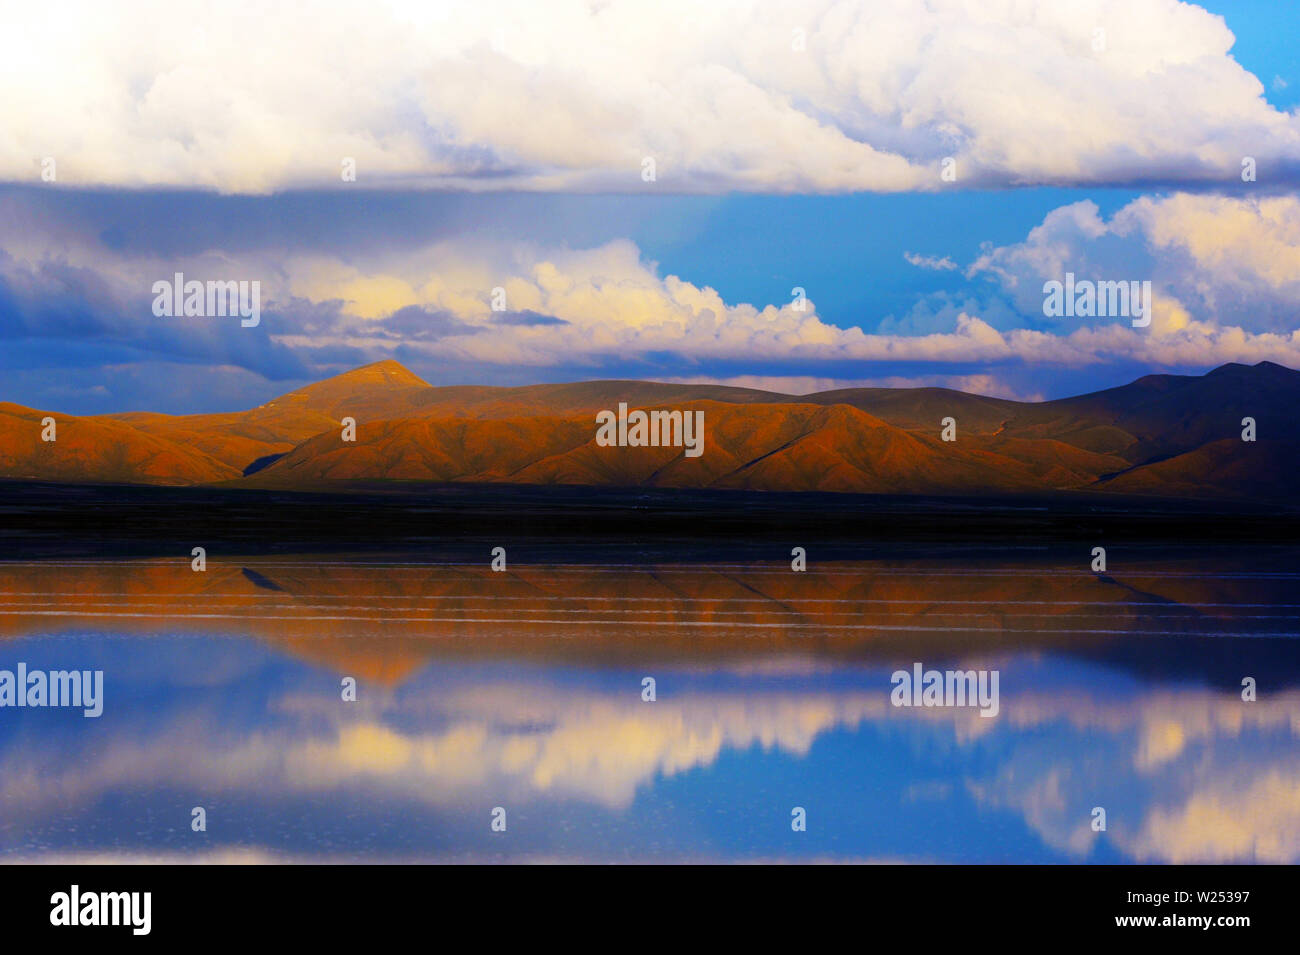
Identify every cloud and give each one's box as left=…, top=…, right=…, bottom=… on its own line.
left=2, top=1, right=1297, bottom=193
left=662, top=372, right=1042, bottom=401
left=266, top=236, right=1300, bottom=372
left=6, top=189, right=1300, bottom=415
left=904, top=252, right=959, bottom=271
left=969, top=193, right=1300, bottom=334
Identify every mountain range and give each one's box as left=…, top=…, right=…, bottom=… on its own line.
left=1, top=359, right=1293, bottom=501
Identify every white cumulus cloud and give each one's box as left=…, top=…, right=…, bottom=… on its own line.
left=1, top=0, right=1297, bottom=193
left=969, top=193, right=1300, bottom=334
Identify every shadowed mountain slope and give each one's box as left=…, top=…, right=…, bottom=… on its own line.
left=995, top=362, right=1300, bottom=463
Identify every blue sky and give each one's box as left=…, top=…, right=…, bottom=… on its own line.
left=1, top=1, right=1298, bottom=413
left=1200, top=0, right=1300, bottom=111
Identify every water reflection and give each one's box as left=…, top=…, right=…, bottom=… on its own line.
left=0, top=556, right=1297, bottom=862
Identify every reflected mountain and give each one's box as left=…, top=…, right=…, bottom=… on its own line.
left=1, top=556, right=1298, bottom=687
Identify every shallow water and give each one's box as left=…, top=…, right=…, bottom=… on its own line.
left=1, top=555, right=1297, bottom=863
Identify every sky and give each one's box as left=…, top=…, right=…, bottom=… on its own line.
left=1, top=0, right=1298, bottom=413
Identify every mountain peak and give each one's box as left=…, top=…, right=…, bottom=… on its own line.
left=331, top=359, right=427, bottom=389
left=262, top=360, right=430, bottom=416
left=1203, top=361, right=1300, bottom=385
left=1206, top=362, right=1250, bottom=376
left=287, top=360, right=427, bottom=398
left=1253, top=360, right=1300, bottom=378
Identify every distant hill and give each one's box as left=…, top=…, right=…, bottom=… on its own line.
left=101, top=360, right=434, bottom=470
left=0, top=359, right=1293, bottom=501
left=0, top=403, right=237, bottom=485
left=993, top=361, right=1299, bottom=463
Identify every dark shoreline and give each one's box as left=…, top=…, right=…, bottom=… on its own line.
left=0, top=479, right=1293, bottom=560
